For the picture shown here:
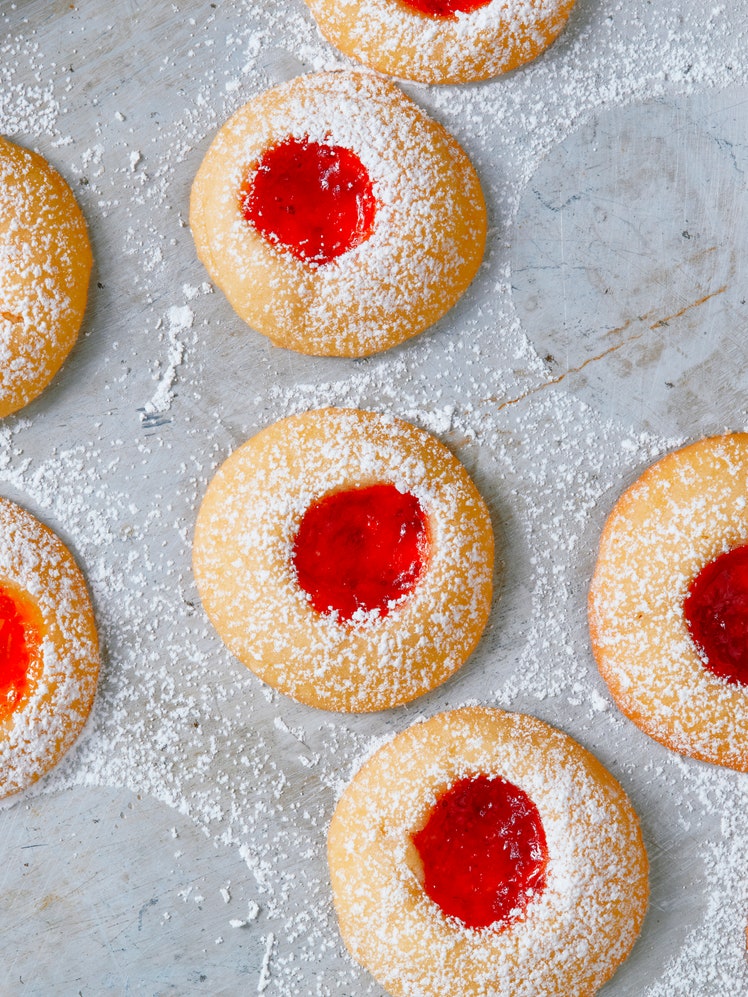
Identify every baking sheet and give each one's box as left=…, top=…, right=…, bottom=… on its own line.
left=1, top=1, right=748, bottom=994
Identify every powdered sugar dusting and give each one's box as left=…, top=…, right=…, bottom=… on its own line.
left=141, top=302, right=195, bottom=419
left=304, top=0, right=575, bottom=84
left=1, top=0, right=747, bottom=993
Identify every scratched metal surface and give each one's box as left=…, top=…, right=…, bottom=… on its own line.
left=1, top=1, right=748, bottom=995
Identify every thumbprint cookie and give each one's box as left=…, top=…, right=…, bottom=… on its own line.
left=189, top=71, right=486, bottom=357
left=302, top=0, right=577, bottom=84
left=0, top=497, right=100, bottom=800
left=328, top=706, right=649, bottom=996
left=589, top=433, right=748, bottom=772
left=192, top=408, right=494, bottom=712
left=0, top=136, right=92, bottom=418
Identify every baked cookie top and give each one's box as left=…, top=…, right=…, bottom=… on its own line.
left=328, top=706, right=649, bottom=996
left=193, top=408, right=494, bottom=711
left=0, top=496, right=100, bottom=799
left=589, top=433, right=748, bottom=772
left=302, top=0, right=577, bottom=84
left=190, top=71, right=486, bottom=357
left=0, top=136, right=92, bottom=418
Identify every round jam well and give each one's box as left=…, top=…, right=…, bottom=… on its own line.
left=240, top=136, right=376, bottom=265
left=0, top=585, right=41, bottom=724
left=399, top=0, right=492, bottom=19
left=291, top=483, right=429, bottom=621
left=412, top=774, right=548, bottom=930
left=684, top=544, right=748, bottom=687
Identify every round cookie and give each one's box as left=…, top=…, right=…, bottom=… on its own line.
left=192, top=408, right=494, bottom=712
left=0, top=136, right=92, bottom=418
left=0, top=497, right=100, bottom=800
left=328, top=706, right=649, bottom=997
left=589, top=433, right=748, bottom=772
left=189, top=71, right=486, bottom=357
left=302, top=0, right=577, bottom=84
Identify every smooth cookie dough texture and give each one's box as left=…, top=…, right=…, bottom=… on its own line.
left=0, top=136, right=92, bottom=418
left=192, top=408, right=495, bottom=712
left=303, top=0, right=577, bottom=84
left=589, top=434, right=748, bottom=772
left=328, top=707, right=649, bottom=997
left=189, top=71, right=486, bottom=357
left=0, top=497, right=100, bottom=800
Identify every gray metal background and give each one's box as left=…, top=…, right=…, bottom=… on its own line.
left=1, top=1, right=747, bottom=994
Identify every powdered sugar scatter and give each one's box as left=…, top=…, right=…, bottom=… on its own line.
left=1, top=0, right=747, bottom=994
left=141, top=302, right=195, bottom=419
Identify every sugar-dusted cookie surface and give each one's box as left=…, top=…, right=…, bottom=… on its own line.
left=589, top=433, right=748, bottom=772
left=303, top=0, right=577, bottom=84
left=0, top=497, right=100, bottom=799
left=192, top=408, right=494, bottom=712
left=0, top=137, right=92, bottom=418
left=328, top=706, right=649, bottom=996
left=190, top=71, right=486, bottom=357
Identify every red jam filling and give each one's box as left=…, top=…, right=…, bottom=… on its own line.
left=240, top=136, right=376, bottom=265
left=400, top=0, right=491, bottom=19
left=412, top=774, right=549, bottom=930
left=0, top=585, right=41, bottom=724
left=684, top=544, right=748, bottom=686
left=291, top=483, right=428, bottom=621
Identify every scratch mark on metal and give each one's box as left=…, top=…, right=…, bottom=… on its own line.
left=493, top=337, right=643, bottom=413
left=38, top=892, right=62, bottom=911
left=649, top=284, right=727, bottom=329
left=488, top=285, right=728, bottom=412
left=137, top=897, right=158, bottom=931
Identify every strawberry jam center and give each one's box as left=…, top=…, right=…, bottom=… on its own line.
left=0, top=584, right=41, bottom=724
left=240, top=136, right=376, bottom=265
left=684, top=544, right=748, bottom=686
left=412, top=774, right=548, bottom=930
left=292, top=483, right=428, bottom=621
left=400, top=0, right=491, bottom=18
